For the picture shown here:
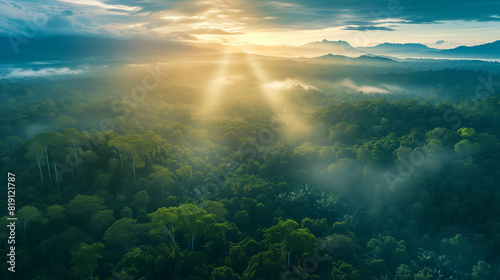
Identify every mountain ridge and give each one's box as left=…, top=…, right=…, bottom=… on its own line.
left=1, top=36, right=498, bottom=63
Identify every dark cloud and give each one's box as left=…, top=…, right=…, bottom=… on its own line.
left=45, top=15, right=73, bottom=28
left=435, top=40, right=445, bottom=44
left=342, top=26, right=395, bottom=31
left=1, top=0, right=499, bottom=40
left=271, top=0, right=500, bottom=25
left=61, top=10, right=74, bottom=16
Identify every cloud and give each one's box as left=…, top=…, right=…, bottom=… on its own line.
left=169, top=31, right=199, bottom=41
left=264, top=78, right=318, bottom=91
left=1, top=0, right=499, bottom=44
left=58, top=0, right=141, bottom=12
left=1, top=67, right=87, bottom=79
left=342, top=26, right=395, bottom=31
left=435, top=40, right=446, bottom=44
left=45, top=11, right=74, bottom=28
left=61, top=10, right=74, bottom=16
left=340, top=79, right=390, bottom=94
left=190, top=28, right=243, bottom=35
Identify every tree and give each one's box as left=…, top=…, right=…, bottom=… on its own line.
left=458, top=127, right=477, bottom=139
left=176, top=166, right=192, bottom=187
left=154, top=255, right=167, bottom=274
left=264, top=219, right=317, bottom=267
left=25, top=142, right=45, bottom=185
left=143, top=130, right=162, bottom=158
left=93, top=173, right=113, bottom=191
left=104, top=218, right=138, bottom=251
left=34, top=133, right=58, bottom=182
left=203, top=200, right=228, bottom=222
left=148, top=165, right=177, bottom=193
left=81, top=150, right=98, bottom=177
left=210, top=266, right=238, bottom=280
left=233, top=211, right=250, bottom=230
left=330, top=260, right=363, bottom=280
left=70, top=242, right=104, bottom=280
left=46, top=204, right=67, bottom=222
left=395, top=264, right=413, bottom=280
left=52, top=115, right=78, bottom=130
left=243, top=248, right=287, bottom=280
left=120, top=207, right=133, bottom=218
left=133, top=190, right=150, bottom=211
left=3, top=135, right=24, bottom=150
left=149, top=207, right=181, bottom=244
left=108, top=133, right=152, bottom=182
left=66, top=195, right=105, bottom=219
left=454, top=139, right=481, bottom=161
left=89, top=210, right=115, bottom=234
left=17, top=206, right=41, bottom=241
left=63, top=128, right=83, bottom=163
left=472, top=261, right=494, bottom=280
left=178, top=203, right=215, bottom=251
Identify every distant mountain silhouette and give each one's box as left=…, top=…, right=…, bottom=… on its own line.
left=440, top=40, right=500, bottom=58
left=314, top=53, right=396, bottom=64
left=0, top=36, right=218, bottom=63
left=358, top=43, right=438, bottom=58
left=356, top=54, right=396, bottom=62
left=300, top=39, right=362, bottom=56
left=358, top=41, right=500, bottom=59
left=1, top=36, right=498, bottom=64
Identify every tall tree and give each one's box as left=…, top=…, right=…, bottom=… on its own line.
left=176, top=166, right=193, bottom=187
left=3, top=136, right=24, bottom=150
left=264, top=219, right=317, bottom=267
left=178, top=204, right=216, bottom=251
left=34, top=133, right=55, bottom=182
left=25, top=142, right=46, bottom=185
left=108, top=133, right=152, bottom=182
left=149, top=207, right=181, bottom=244
left=63, top=128, right=83, bottom=163
left=66, top=195, right=105, bottom=220
left=148, top=165, right=177, bottom=193
left=70, top=242, right=104, bottom=280
left=104, top=218, right=138, bottom=251
left=17, top=206, right=42, bottom=241
left=143, top=130, right=163, bottom=158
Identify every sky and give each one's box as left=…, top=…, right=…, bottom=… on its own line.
left=0, top=0, right=499, bottom=48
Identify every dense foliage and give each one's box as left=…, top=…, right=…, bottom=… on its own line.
left=1, top=66, right=500, bottom=280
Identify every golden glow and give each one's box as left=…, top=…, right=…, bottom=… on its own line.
left=203, top=46, right=233, bottom=113
left=240, top=46, right=281, bottom=107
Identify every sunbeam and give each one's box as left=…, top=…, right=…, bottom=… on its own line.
left=202, top=46, right=234, bottom=115
left=240, top=46, right=313, bottom=138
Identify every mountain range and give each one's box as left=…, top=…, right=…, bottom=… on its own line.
left=358, top=41, right=500, bottom=59
left=0, top=36, right=499, bottom=64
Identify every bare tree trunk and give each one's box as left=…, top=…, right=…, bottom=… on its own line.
left=36, top=155, right=44, bottom=185
left=118, top=148, right=123, bottom=167
left=72, top=139, right=78, bottom=161
left=191, top=234, right=195, bottom=251
left=129, top=154, right=136, bottom=182
left=44, top=143, right=52, bottom=181
left=23, top=219, right=29, bottom=241
left=54, top=163, right=60, bottom=190
left=287, top=251, right=291, bottom=267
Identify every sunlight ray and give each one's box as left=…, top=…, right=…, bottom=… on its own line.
left=240, top=45, right=282, bottom=108
left=202, top=46, right=234, bottom=114
left=240, top=45, right=311, bottom=137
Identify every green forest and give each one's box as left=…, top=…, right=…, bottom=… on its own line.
left=1, top=64, right=500, bottom=280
